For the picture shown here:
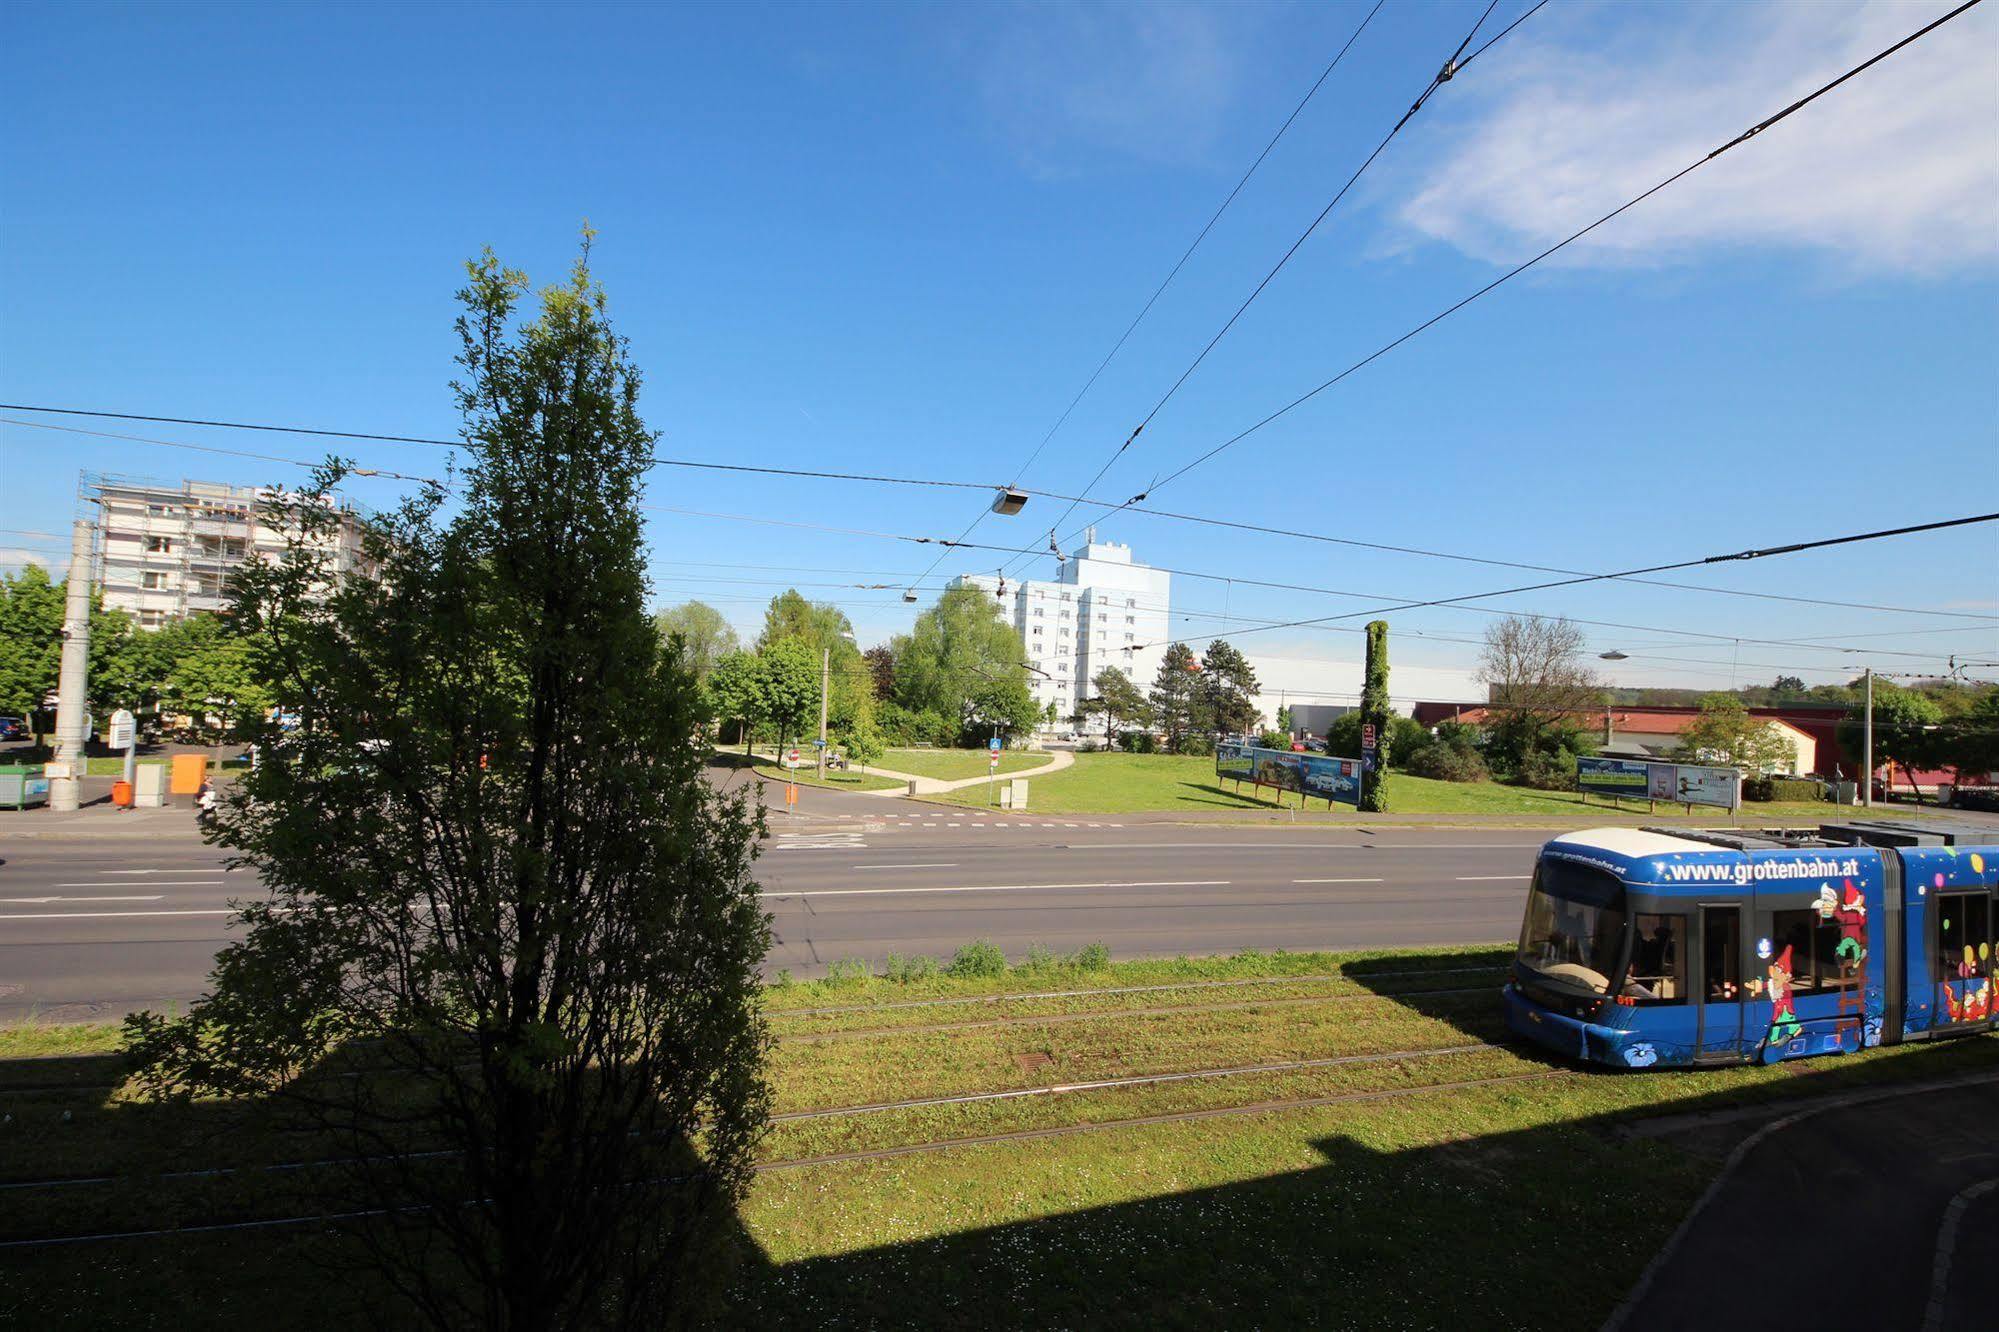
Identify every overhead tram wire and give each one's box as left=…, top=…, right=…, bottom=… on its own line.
left=1118, top=510, right=1999, bottom=657
left=9, top=399, right=1992, bottom=624
left=641, top=498, right=1995, bottom=661
left=1043, top=0, right=1993, bottom=551
left=7, top=413, right=1990, bottom=648
left=1012, top=0, right=1526, bottom=577
left=899, top=0, right=1393, bottom=601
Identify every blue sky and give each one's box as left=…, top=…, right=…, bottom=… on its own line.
left=4, top=0, right=1995, bottom=701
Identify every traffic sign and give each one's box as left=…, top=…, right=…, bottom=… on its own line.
left=813, top=738, right=828, bottom=748
left=786, top=748, right=800, bottom=769
left=988, top=737, right=1001, bottom=751
left=1361, top=723, right=1376, bottom=750
left=989, top=754, right=1000, bottom=769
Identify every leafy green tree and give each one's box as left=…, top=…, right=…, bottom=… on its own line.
left=1677, top=693, right=1797, bottom=773
left=0, top=564, right=64, bottom=716
left=1358, top=620, right=1390, bottom=812
left=1274, top=704, right=1293, bottom=735
left=124, top=240, right=772, bottom=1329
left=1198, top=639, right=1260, bottom=739
left=653, top=600, right=739, bottom=681
left=1081, top=667, right=1150, bottom=747
left=161, top=613, right=272, bottom=737
left=862, top=643, right=897, bottom=699
left=707, top=649, right=763, bottom=753
left=756, top=636, right=820, bottom=750
left=892, top=584, right=1026, bottom=738
left=964, top=675, right=1040, bottom=745
left=1936, top=689, right=1999, bottom=781
left=842, top=718, right=885, bottom=770
left=757, top=589, right=873, bottom=739
left=1838, top=682, right=1945, bottom=794
left=1149, top=643, right=1200, bottom=753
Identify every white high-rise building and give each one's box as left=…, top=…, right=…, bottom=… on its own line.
left=956, top=532, right=1170, bottom=728
left=90, top=475, right=371, bottom=629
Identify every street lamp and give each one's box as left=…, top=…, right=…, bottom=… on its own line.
left=1598, top=650, right=1629, bottom=661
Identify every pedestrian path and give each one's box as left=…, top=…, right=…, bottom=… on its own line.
left=820, top=810, right=1124, bottom=829
left=851, top=747, right=1076, bottom=795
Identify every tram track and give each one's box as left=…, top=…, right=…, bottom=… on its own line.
left=0, top=1047, right=1551, bottom=1251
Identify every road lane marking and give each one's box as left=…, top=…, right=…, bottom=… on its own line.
left=1051, top=842, right=1541, bottom=851
left=0, top=908, right=237, bottom=920
left=54, top=881, right=226, bottom=889
left=763, top=879, right=1230, bottom=899
left=849, top=863, right=960, bottom=870
left=1455, top=875, right=1530, bottom=881
left=1291, top=878, right=1385, bottom=884
left=1, top=895, right=165, bottom=905
left=92, top=869, right=230, bottom=876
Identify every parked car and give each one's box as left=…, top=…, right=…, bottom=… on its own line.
left=0, top=716, right=28, bottom=741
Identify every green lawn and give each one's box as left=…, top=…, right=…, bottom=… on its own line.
left=933, top=751, right=1866, bottom=822
left=747, top=760, right=904, bottom=793
left=878, top=747, right=1052, bottom=781
left=4, top=942, right=1994, bottom=1328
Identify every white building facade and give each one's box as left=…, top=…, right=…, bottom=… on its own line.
left=957, top=534, right=1171, bottom=727
left=92, top=475, right=370, bottom=629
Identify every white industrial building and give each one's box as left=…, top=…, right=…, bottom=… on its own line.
left=957, top=533, right=1171, bottom=727
left=91, top=475, right=370, bottom=628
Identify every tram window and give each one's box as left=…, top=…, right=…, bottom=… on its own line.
left=1936, top=895, right=1991, bottom=1024
left=1771, top=909, right=1852, bottom=996
left=1704, top=910, right=1741, bottom=1000
left=1623, top=914, right=1685, bottom=1004
left=1516, top=860, right=1625, bottom=997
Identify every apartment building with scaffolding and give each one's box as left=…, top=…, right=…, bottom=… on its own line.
left=955, top=533, right=1171, bottom=727
left=89, top=474, right=369, bottom=628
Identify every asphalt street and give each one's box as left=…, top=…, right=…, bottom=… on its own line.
left=0, top=773, right=1547, bottom=1020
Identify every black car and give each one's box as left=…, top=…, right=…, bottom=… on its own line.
left=0, top=716, right=28, bottom=741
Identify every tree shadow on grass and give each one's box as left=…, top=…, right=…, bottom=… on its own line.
left=718, top=1028, right=1999, bottom=1330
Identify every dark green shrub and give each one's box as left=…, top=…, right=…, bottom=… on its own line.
left=1744, top=775, right=1826, bottom=803
left=1406, top=740, right=1489, bottom=783
left=824, top=958, right=873, bottom=986
left=1120, top=731, right=1156, bottom=754
left=947, top=939, right=1008, bottom=978
left=1071, top=942, right=1111, bottom=971
left=1514, top=747, right=1578, bottom=791
left=1258, top=729, right=1291, bottom=750
left=1177, top=733, right=1215, bottom=757
left=883, top=952, right=940, bottom=983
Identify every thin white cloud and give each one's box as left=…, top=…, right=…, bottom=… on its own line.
left=1, top=547, right=67, bottom=578
left=955, top=1, right=1255, bottom=174
left=1395, top=0, right=1999, bottom=274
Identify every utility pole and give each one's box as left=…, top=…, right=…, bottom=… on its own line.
left=1861, top=667, right=1873, bottom=808
left=816, top=645, right=830, bottom=779
left=49, top=519, right=95, bottom=812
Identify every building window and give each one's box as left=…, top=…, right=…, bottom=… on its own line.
left=1125, top=598, right=1135, bottom=608
left=1125, top=633, right=1134, bottom=642
left=1033, top=607, right=1043, bottom=617
left=141, top=571, right=167, bottom=590
left=1060, top=628, right=1070, bottom=637
left=1125, top=616, right=1134, bottom=625
left=138, top=609, right=165, bottom=628
left=145, top=536, right=171, bottom=553
left=1032, top=626, right=1042, bottom=636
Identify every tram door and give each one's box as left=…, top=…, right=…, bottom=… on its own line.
left=1933, top=890, right=1994, bottom=1030
left=1696, top=904, right=1745, bottom=1060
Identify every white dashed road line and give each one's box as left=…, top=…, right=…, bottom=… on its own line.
left=762, top=879, right=1230, bottom=900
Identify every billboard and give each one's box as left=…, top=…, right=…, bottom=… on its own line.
left=1577, top=757, right=1650, bottom=798
left=1216, top=743, right=1361, bottom=807
left=1580, top=756, right=1741, bottom=811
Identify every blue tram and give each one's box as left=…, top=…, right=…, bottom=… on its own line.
left=1504, top=822, right=1997, bottom=1069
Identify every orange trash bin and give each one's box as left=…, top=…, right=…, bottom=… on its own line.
left=169, top=753, right=208, bottom=796
left=111, top=779, right=133, bottom=807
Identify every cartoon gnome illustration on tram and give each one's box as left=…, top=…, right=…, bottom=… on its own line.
left=1750, top=944, right=1803, bottom=1046
left=1816, top=880, right=1867, bottom=965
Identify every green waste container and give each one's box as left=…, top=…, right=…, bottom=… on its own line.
left=0, top=763, right=50, bottom=810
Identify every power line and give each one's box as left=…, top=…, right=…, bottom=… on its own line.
left=10, top=410, right=1990, bottom=625
left=644, top=499, right=1996, bottom=660
left=1047, top=0, right=1993, bottom=545
left=905, top=0, right=1392, bottom=600
left=1015, top=0, right=1526, bottom=573
left=1122, top=510, right=1999, bottom=656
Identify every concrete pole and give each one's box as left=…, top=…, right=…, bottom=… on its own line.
left=816, top=646, right=830, bottom=778
left=1861, top=667, right=1873, bottom=808
left=49, top=519, right=95, bottom=812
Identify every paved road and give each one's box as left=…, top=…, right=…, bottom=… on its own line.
left=1616, top=1075, right=1999, bottom=1332
left=0, top=772, right=1547, bottom=1020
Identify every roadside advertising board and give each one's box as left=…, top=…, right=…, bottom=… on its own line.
left=1581, top=756, right=1741, bottom=811
left=1673, top=763, right=1741, bottom=810
left=1217, top=743, right=1361, bottom=807
left=1576, top=757, right=1650, bottom=798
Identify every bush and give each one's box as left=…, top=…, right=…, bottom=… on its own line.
left=1257, top=729, right=1291, bottom=750
left=1119, top=731, right=1157, bottom=754
left=1744, top=775, right=1826, bottom=803
left=1513, top=747, right=1578, bottom=791
left=1071, top=942, right=1111, bottom=971
left=883, top=952, right=940, bottom=983
left=1021, top=943, right=1058, bottom=973
left=824, top=957, right=873, bottom=986
left=947, top=938, right=1008, bottom=978
left=1176, top=733, right=1215, bottom=757
left=1405, top=740, right=1489, bottom=783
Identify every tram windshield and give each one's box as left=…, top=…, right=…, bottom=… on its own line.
left=1517, top=859, right=1626, bottom=998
